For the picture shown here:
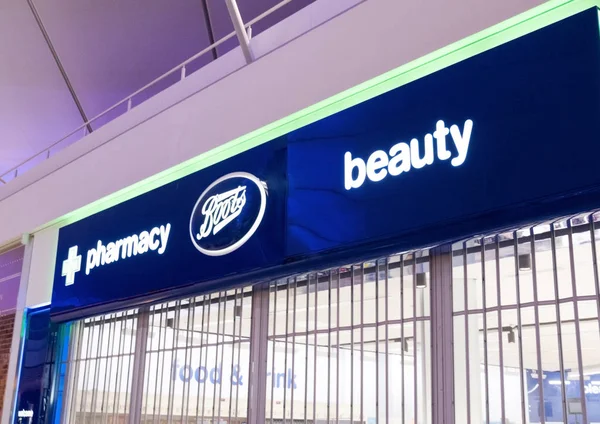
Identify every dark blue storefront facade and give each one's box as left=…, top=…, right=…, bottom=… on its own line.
left=13, top=7, right=600, bottom=423
left=51, top=6, right=600, bottom=319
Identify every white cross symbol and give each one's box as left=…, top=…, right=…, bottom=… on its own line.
left=62, top=246, right=82, bottom=286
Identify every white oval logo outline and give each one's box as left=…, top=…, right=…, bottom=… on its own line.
left=189, top=172, right=267, bottom=256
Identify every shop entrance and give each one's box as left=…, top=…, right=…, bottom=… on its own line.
left=48, top=213, right=600, bottom=424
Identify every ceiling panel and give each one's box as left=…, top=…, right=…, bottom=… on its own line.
left=0, top=0, right=84, bottom=178
left=33, top=0, right=215, bottom=125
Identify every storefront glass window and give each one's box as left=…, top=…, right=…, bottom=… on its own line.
left=266, top=252, right=432, bottom=424
left=453, top=214, right=600, bottom=424
left=141, top=288, right=252, bottom=423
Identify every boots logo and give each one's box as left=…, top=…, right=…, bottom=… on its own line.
left=190, top=172, right=267, bottom=256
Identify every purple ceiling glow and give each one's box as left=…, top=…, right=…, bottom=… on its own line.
left=0, top=0, right=314, bottom=179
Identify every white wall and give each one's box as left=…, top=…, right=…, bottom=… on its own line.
left=0, top=0, right=548, bottom=247
left=25, top=227, right=58, bottom=308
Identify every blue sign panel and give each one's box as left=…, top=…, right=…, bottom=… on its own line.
left=286, top=9, right=600, bottom=258
left=52, top=142, right=287, bottom=318
left=52, top=9, right=600, bottom=318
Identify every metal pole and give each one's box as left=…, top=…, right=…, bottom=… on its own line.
left=550, top=224, right=569, bottom=424
left=463, top=242, right=472, bottom=424
left=513, top=233, right=527, bottom=424
left=283, top=280, right=291, bottom=423
left=154, top=305, right=168, bottom=423
left=247, top=285, right=269, bottom=424
left=304, top=277, right=310, bottom=424
left=270, top=284, right=278, bottom=423
left=530, top=227, right=546, bottom=424
left=401, top=256, right=405, bottom=424
left=128, top=308, right=150, bottom=424
left=495, top=237, right=507, bottom=424
left=290, top=279, right=298, bottom=422
left=481, top=240, right=490, bottom=424
left=194, top=296, right=207, bottom=420
left=567, top=220, right=589, bottom=423
left=224, top=0, right=254, bottom=63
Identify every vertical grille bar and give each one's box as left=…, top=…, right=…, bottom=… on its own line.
left=494, top=237, right=506, bottom=424
left=236, top=289, right=246, bottom=417
left=201, top=295, right=213, bottom=421
left=111, top=312, right=127, bottom=424
left=167, top=303, right=181, bottom=423
left=400, top=255, right=405, bottom=424
left=313, top=274, right=318, bottom=423
left=413, top=254, right=418, bottom=424
left=211, top=293, right=223, bottom=423
left=79, top=317, right=96, bottom=422
left=384, top=258, right=390, bottom=424
left=155, top=307, right=168, bottom=423
left=589, top=215, right=600, bottom=353
left=100, top=315, right=115, bottom=423
left=124, top=312, right=138, bottom=417
left=336, top=269, right=341, bottom=424
left=229, top=289, right=239, bottom=421
left=530, top=228, right=546, bottom=424
left=567, top=220, right=589, bottom=423
left=90, top=316, right=105, bottom=421
left=283, top=280, right=291, bottom=423
left=375, top=259, right=380, bottom=424
left=194, top=295, right=207, bottom=420
left=180, top=302, right=191, bottom=423
left=513, top=233, right=527, bottom=424
left=550, top=224, right=568, bottom=424
left=304, top=277, right=310, bottom=424
left=68, top=320, right=85, bottom=424
left=350, top=265, right=354, bottom=423
left=480, top=239, right=490, bottom=424
left=270, top=284, right=277, bottom=424
left=327, top=272, right=332, bottom=424
left=290, top=279, right=298, bottom=422
left=360, top=263, right=365, bottom=423
left=143, top=308, right=155, bottom=421
left=217, top=294, right=228, bottom=422
left=462, top=242, right=472, bottom=424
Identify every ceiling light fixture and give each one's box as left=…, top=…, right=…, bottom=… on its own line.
left=518, top=253, right=532, bottom=271
left=502, top=325, right=516, bottom=343
left=508, top=328, right=515, bottom=344
left=416, top=272, right=427, bottom=288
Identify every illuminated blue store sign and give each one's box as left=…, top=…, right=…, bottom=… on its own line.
left=285, top=8, right=600, bottom=258
left=52, top=142, right=287, bottom=319
left=52, top=9, right=600, bottom=319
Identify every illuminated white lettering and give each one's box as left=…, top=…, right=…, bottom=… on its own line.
left=138, top=231, right=150, bottom=254
left=433, top=120, right=451, bottom=160
left=450, top=120, right=473, bottom=167
left=149, top=227, right=161, bottom=251
left=80, top=224, right=171, bottom=279
left=159, top=224, right=171, bottom=254
left=344, top=119, right=473, bottom=190
left=121, top=235, right=139, bottom=258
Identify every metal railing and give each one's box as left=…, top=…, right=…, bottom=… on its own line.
left=0, top=0, right=295, bottom=186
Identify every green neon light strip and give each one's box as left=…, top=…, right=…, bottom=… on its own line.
left=45, top=0, right=598, bottom=230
